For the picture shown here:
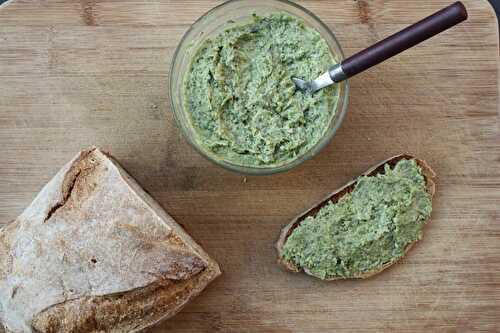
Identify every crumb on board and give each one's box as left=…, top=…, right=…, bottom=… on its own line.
left=243, top=177, right=247, bottom=184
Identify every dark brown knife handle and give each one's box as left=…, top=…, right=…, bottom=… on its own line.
left=339, top=1, right=468, bottom=79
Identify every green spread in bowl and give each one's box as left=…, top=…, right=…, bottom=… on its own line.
left=184, top=13, right=339, bottom=167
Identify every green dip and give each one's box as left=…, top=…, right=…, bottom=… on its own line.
left=281, top=159, right=432, bottom=279
left=184, top=13, right=339, bottom=166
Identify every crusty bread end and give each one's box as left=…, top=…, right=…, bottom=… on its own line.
left=0, top=147, right=221, bottom=333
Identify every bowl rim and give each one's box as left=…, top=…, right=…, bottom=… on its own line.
left=169, top=0, right=350, bottom=175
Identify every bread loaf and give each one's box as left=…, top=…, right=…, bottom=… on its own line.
left=0, top=147, right=221, bottom=333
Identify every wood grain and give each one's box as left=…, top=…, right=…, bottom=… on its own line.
left=0, top=0, right=499, bottom=332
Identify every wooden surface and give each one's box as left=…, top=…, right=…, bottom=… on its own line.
left=0, top=0, right=499, bottom=332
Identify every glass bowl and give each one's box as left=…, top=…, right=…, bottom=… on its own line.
left=169, top=0, right=349, bottom=175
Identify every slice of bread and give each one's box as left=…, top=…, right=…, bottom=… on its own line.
left=0, top=147, right=221, bottom=333
left=276, top=154, right=436, bottom=281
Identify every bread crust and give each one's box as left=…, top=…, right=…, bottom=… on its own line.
left=0, top=147, right=221, bottom=333
left=276, top=154, right=436, bottom=281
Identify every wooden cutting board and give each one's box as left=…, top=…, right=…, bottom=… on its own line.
left=0, top=0, right=499, bottom=332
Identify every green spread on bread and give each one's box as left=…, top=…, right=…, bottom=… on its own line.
left=281, top=159, right=432, bottom=279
